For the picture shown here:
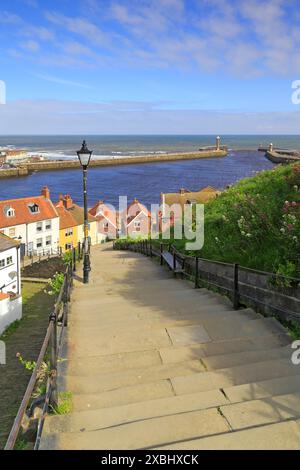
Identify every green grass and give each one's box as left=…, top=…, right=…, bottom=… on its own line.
left=51, top=392, right=73, bottom=415
left=0, top=320, right=21, bottom=341
left=14, top=438, right=29, bottom=450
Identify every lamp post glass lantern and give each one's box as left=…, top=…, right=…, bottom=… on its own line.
left=77, top=140, right=93, bottom=283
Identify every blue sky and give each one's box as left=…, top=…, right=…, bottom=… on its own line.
left=0, top=0, right=300, bottom=134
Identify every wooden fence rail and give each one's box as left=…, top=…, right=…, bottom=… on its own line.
left=114, top=240, right=300, bottom=324
left=4, top=244, right=83, bottom=450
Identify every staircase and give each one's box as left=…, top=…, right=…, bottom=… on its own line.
left=40, top=244, right=300, bottom=450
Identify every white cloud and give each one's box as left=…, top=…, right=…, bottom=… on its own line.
left=20, top=39, right=40, bottom=52
left=34, top=74, right=93, bottom=89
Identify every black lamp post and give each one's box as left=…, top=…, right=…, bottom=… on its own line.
left=77, top=140, right=93, bottom=284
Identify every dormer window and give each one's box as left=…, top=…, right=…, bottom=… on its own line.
left=28, top=203, right=39, bottom=214
left=5, top=206, right=15, bottom=218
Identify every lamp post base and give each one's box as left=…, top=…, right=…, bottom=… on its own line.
left=83, top=253, right=91, bottom=284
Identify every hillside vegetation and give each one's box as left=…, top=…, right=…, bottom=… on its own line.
left=173, top=163, right=300, bottom=278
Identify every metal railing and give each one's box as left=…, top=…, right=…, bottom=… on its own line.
left=4, top=245, right=83, bottom=450
left=114, top=240, right=300, bottom=324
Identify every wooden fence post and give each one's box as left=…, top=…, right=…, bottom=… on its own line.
left=233, top=263, right=239, bottom=310
left=49, top=312, right=58, bottom=409
left=195, top=257, right=199, bottom=289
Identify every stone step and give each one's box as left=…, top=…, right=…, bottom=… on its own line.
left=40, top=407, right=230, bottom=450
left=58, top=359, right=206, bottom=394
left=171, top=357, right=299, bottom=395
left=43, top=388, right=228, bottom=434
left=68, top=308, right=258, bottom=339
left=220, top=391, right=300, bottom=430
left=200, top=317, right=287, bottom=342
left=58, top=349, right=162, bottom=376
left=202, top=345, right=292, bottom=371
left=71, top=380, right=175, bottom=411
left=45, top=372, right=300, bottom=435
left=61, top=325, right=172, bottom=357
left=224, top=373, right=300, bottom=403
left=157, top=419, right=300, bottom=450
left=159, top=333, right=290, bottom=364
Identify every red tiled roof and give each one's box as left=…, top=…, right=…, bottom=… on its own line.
left=0, top=196, right=58, bottom=229
left=0, top=292, right=10, bottom=301
left=55, top=205, right=78, bottom=230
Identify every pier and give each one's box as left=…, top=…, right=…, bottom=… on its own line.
left=0, top=149, right=227, bottom=179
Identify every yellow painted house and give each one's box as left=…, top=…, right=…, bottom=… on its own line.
left=55, top=202, right=79, bottom=253
left=56, top=195, right=98, bottom=252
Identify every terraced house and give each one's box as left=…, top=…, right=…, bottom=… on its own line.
left=0, top=233, right=22, bottom=334
left=57, top=194, right=98, bottom=248
left=0, top=186, right=60, bottom=256
left=55, top=200, right=79, bottom=253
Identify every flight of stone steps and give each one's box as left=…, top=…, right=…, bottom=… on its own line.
left=40, top=245, right=300, bottom=450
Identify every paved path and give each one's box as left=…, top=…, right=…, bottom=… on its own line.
left=41, top=244, right=300, bottom=450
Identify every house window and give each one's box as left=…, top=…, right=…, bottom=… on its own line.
left=36, top=222, right=43, bottom=232
left=45, top=220, right=51, bottom=230
left=6, top=256, right=13, bottom=266
left=36, top=238, right=43, bottom=249
left=5, top=207, right=15, bottom=217
left=65, top=228, right=73, bottom=237
left=65, top=243, right=73, bottom=251
left=0, top=259, right=5, bottom=268
left=9, top=227, right=16, bottom=237
left=46, top=236, right=52, bottom=246
left=104, top=222, right=109, bottom=233
left=28, top=203, right=39, bottom=214
left=134, top=221, right=141, bottom=232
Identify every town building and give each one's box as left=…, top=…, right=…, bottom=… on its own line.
left=57, top=194, right=98, bottom=247
left=89, top=201, right=118, bottom=241
left=160, top=186, right=221, bottom=232
left=55, top=202, right=79, bottom=253
left=0, top=234, right=22, bottom=334
left=0, top=187, right=60, bottom=255
left=120, top=198, right=151, bottom=238
left=0, top=149, right=28, bottom=165
left=161, top=186, right=221, bottom=209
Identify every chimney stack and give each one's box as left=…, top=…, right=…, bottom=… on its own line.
left=63, top=194, right=73, bottom=210
left=41, top=186, right=50, bottom=199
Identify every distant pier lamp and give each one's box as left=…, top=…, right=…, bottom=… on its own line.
left=77, top=140, right=93, bottom=284
left=216, top=136, right=221, bottom=150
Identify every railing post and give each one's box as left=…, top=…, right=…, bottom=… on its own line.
left=73, top=247, right=76, bottom=272
left=160, top=243, right=163, bottom=265
left=49, top=311, right=58, bottom=409
left=173, top=251, right=176, bottom=276
left=63, top=273, right=69, bottom=327
left=150, top=239, right=153, bottom=258
left=195, top=257, right=199, bottom=288
left=233, top=263, right=239, bottom=310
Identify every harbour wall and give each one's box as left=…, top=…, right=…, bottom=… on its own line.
left=0, top=149, right=227, bottom=179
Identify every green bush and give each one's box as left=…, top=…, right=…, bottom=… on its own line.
left=170, top=163, right=300, bottom=277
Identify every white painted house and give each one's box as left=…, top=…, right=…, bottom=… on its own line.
left=0, top=234, right=22, bottom=334
left=0, top=187, right=60, bottom=255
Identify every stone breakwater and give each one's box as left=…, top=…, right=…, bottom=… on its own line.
left=0, top=149, right=227, bottom=179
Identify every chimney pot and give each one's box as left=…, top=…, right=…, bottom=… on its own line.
left=41, top=186, right=50, bottom=199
